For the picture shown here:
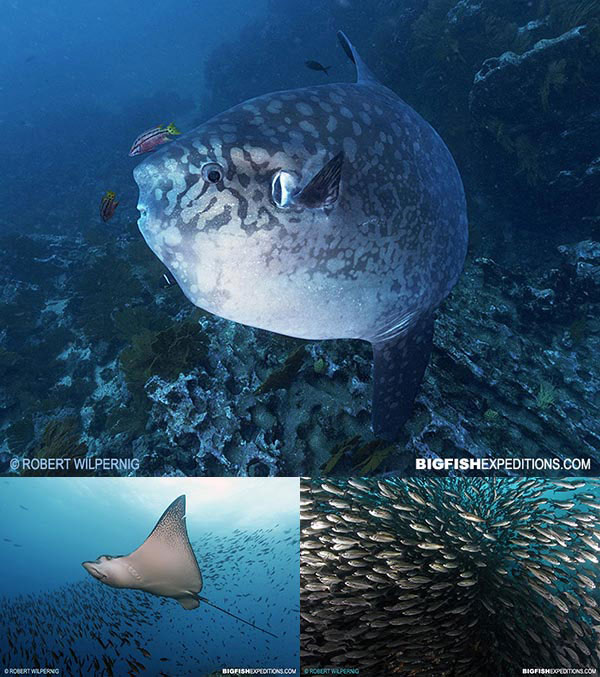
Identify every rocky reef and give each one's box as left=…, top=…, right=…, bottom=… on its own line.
left=0, top=225, right=597, bottom=476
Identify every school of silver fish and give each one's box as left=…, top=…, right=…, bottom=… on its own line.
left=300, top=477, right=600, bottom=676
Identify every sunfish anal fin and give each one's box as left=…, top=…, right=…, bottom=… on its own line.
left=371, top=314, right=434, bottom=440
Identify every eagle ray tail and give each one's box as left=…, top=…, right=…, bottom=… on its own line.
left=198, top=596, right=278, bottom=638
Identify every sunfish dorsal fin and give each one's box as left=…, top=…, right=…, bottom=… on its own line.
left=125, top=494, right=203, bottom=608
left=337, top=30, right=378, bottom=84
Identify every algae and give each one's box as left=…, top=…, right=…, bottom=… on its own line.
left=21, top=417, right=89, bottom=477
left=255, top=345, right=307, bottom=395
left=536, top=381, right=557, bottom=409
left=321, top=435, right=395, bottom=476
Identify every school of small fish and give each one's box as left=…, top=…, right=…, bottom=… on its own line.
left=0, top=526, right=299, bottom=676
left=300, top=477, right=600, bottom=676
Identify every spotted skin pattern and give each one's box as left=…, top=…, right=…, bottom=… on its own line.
left=134, top=33, right=468, bottom=440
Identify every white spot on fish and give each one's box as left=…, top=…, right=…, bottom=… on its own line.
left=327, top=257, right=346, bottom=274
left=329, top=92, right=343, bottom=104
left=192, top=141, right=208, bottom=155
left=154, top=188, right=163, bottom=201
left=343, top=137, right=357, bottom=163
left=162, top=226, right=182, bottom=247
left=243, top=145, right=269, bottom=164
left=327, top=116, right=337, bottom=132
left=340, top=106, right=353, bottom=119
left=299, top=120, right=317, bottom=135
left=360, top=112, right=371, bottom=125
left=267, top=100, right=282, bottom=114
left=289, top=130, right=305, bottom=145
left=296, top=102, right=314, bottom=116
left=319, top=101, right=333, bottom=113
left=352, top=121, right=362, bottom=136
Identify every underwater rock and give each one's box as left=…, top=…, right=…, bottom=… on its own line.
left=557, top=240, right=600, bottom=300
left=471, top=26, right=591, bottom=123
left=1, top=229, right=598, bottom=476
left=470, top=21, right=600, bottom=227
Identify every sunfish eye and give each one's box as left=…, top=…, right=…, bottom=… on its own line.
left=271, top=170, right=296, bottom=208
left=201, top=162, right=224, bottom=184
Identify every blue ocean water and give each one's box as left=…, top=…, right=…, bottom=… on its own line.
left=0, top=477, right=300, bottom=675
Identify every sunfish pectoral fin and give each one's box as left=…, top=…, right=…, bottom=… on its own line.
left=295, top=151, right=344, bottom=209
left=337, top=31, right=378, bottom=84
left=177, top=594, right=200, bottom=610
left=371, top=314, right=435, bottom=440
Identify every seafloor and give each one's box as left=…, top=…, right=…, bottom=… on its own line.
left=0, top=225, right=598, bottom=477
left=1, top=0, right=599, bottom=477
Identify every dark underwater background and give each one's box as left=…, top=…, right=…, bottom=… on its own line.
left=0, top=0, right=599, bottom=477
left=0, top=477, right=300, bottom=675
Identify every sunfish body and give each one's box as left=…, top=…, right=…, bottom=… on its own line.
left=134, top=32, right=468, bottom=439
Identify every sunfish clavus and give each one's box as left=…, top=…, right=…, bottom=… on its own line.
left=133, top=32, right=468, bottom=439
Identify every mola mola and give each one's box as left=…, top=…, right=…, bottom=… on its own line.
left=82, top=495, right=276, bottom=636
left=133, top=32, right=468, bottom=439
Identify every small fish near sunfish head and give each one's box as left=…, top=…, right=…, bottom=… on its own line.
left=305, top=60, right=330, bottom=75
left=129, top=122, right=181, bottom=157
left=99, top=191, right=119, bottom=222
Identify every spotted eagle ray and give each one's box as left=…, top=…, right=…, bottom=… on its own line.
left=82, top=495, right=276, bottom=637
left=133, top=32, right=468, bottom=439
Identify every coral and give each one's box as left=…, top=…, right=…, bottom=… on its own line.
left=483, top=408, right=500, bottom=422
left=120, top=318, right=210, bottom=411
left=540, top=58, right=567, bottom=110
left=536, top=381, right=557, bottom=409
left=547, top=0, right=600, bottom=34
left=6, top=418, right=34, bottom=455
left=313, top=357, right=326, bottom=374
left=21, top=418, right=88, bottom=477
